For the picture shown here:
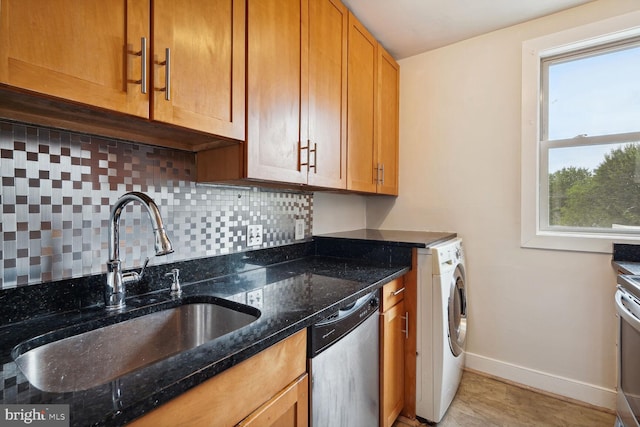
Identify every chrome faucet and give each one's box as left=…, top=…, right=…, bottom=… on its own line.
left=105, top=192, right=174, bottom=310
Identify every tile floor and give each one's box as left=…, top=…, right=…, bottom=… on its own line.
left=394, top=370, right=616, bottom=427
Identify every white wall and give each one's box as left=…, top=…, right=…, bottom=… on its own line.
left=312, top=192, right=367, bottom=235
left=364, top=0, right=640, bottom=410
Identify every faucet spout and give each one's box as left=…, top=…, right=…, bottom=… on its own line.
left=105, top=192, right=174, bottom=310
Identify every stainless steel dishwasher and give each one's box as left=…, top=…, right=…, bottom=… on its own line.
left=308, top=290, right=380, bottom=427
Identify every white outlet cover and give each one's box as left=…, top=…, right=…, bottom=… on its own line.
left=295, top=219, right=305, bottom=240
left=247, top=224, right=263, bottom=246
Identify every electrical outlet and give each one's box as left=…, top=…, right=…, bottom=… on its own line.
left=294, top=218, right=305, bottom=240
left=247, top=289, right=263, bottom=309
left=247, top=224, right=263, bottom=246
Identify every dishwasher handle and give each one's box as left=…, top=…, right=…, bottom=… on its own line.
left=308, top=290, right=380, bottom=357
left=316, top=291, right=378, bottom=326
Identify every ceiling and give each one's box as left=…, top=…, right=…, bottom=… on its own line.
left=341, top=0, right=596, bottom=59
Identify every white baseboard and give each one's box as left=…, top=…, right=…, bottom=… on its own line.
left=465, top=351, right=617, bottom=411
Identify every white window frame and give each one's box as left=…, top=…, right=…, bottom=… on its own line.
left=521, top=11, right=640, bottom=253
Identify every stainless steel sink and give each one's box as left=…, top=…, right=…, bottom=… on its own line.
left=14, top=302, right=260, bottom=393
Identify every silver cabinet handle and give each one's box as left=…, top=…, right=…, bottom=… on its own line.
left=299, top=140, right=317, bottom=172
left=140, top=37, right=147, bottom=94
left=310, top=142, right=317, bottom=173
left=390, top=287, right=405, bottom=296
left=163, top=48, right=171, bottom=101
left=401, top=312, right=409, bottom=339
left=298, top=140, right=308, bottom=171
left=374, top=163, right=384, bottom=184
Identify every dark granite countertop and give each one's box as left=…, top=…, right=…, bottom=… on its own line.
left=612, top=243, right=640, bottom=275
left=314, top=228, right=456, bottom=248
left=613, top=261, right=640, bottom=275
left=0, top=248, right=408, bottom=426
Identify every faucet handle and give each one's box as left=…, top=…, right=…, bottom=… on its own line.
left=138, top=257, right=150, bottom=280
left=121, top=257, right=150, bottom=285
left=165, top=268, right=181, bottom=296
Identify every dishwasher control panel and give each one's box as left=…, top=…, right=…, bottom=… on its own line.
left=308, top=290, right=379, bottom=358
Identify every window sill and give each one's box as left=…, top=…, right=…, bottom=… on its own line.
left=521, top=229, right=640, bottom=254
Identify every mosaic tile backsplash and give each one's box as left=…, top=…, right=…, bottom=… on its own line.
left=0, top=120, right=313, bottom=289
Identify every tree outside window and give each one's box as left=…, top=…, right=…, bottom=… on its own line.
left=541, top=40, right=640, bottom=233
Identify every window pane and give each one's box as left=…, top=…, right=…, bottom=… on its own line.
left=547, top=45, right=640, bottom=140
left=547, top=142, right=640, bottom=229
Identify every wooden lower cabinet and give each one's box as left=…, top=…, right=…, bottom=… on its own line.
left=381, top=300, right=406, bottom=427
left=403, top=251, right=419, bottom=421
left=380, top=277, right=407, bottom=427
left=237, top=374, right=308, bottom=427
left=128, top=330, right=307, bottom=427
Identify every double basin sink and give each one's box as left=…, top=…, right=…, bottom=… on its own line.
left=12, top=298, right=261, bottom=393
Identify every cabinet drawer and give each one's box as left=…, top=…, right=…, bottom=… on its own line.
left=381, top=277, right=405, bottom=312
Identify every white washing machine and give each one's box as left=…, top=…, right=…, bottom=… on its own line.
left=415, top=238, right=467, bottom=423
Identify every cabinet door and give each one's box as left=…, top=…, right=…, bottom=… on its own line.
left=153, top=0, right=245, bottom=140
left=381, top=300, right=406, bottom=427
left=305, top=0, right=347, bottom=189
left=346, top=12, right=377, bottom=193
left=376, top=46, right=400, bottom=196
left=246, top=0, right=306, bottom=184
left=128, top=330, right=307, bottom=427
left=0, top=0, right=149, bottom=118
left=237, top=374, right=309, bottom=427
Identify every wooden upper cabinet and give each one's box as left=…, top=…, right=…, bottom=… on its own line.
left=0, top=0, right=245, bottom=142
left=0, top=0, right=150, bottom=118
left=306, top=0, right=348, bottom=189
left=207, top=0, right=346, bottom=187
left=377, top=46, right=400, bottom=196
left=152, top=0, right=245, bottom=140
left=346, top=13, right=400, bottom=195
left=346, top=12, right=377, bottom=193
left=246, top=0, right=306, bottom=184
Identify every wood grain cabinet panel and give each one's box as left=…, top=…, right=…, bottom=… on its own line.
left=198, top=0, right=347, bottom=189
left=305, top=0, right=348, bottom=189
left=244, top=0, right=306, bottom=184
left=346, top=12, right=378, bottom=193
left=237, top=374, right=309, bottom=427
left=0, top=0, right=245, bottom=142
left=376, top=46, right=400, bottom=196
left=128, top=330, right=307, bottom=427
left=381, top=277, right=406, bottom=311
left=153, top=0, right=245, bottom=140
left=346, top=13, right=400, bottom=195
left=380, top=277, right=407, bottom=427
left=381, top=300, right=406, bottom=427
left=0, top=0, right=150, bottom=118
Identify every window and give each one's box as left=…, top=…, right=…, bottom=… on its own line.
left=522, top=11, right=640, bottom=253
